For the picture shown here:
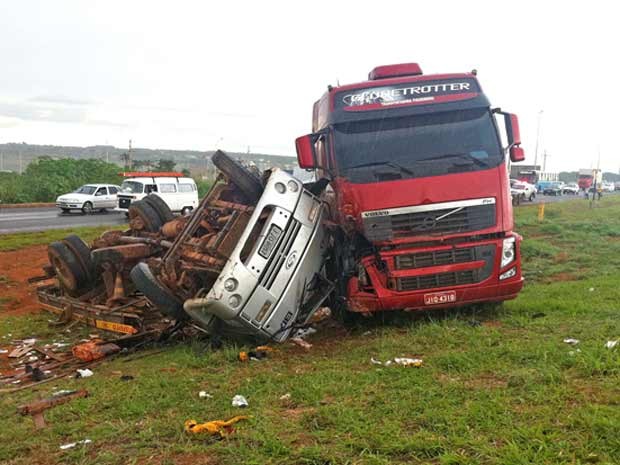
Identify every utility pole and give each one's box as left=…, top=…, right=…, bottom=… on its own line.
left=128, top=139, right=133, bottom=170
left=542, top=150, right=550, bottom=172
left=533, top=110, right=543, bottom=169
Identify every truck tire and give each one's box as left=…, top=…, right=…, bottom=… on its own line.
left=212, top=150, right=264, bottom=202
left=128, top=200, right=163, bottom=233
left=130, top=263, right=186, bottom=320
left=144, top=194, right=174, bottom=224
left=48, top=241, right=89, bottom=295
left=62, top=234, right=95, bottom=282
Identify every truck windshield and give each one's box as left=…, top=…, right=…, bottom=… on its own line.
left=333, top=108, right=503, bottom=183
left=121, top=181, right=144, bottom=194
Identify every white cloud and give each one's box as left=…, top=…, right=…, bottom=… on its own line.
left=0, top=0, right=618, bottom=171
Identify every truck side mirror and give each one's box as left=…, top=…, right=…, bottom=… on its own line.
left=509, top=146, right=525, bottom=162
left=295, top=134, right=317, bottom=169
left=503, top=113, right=525, bottom=162
left=503, top=113, right=521, bottom=146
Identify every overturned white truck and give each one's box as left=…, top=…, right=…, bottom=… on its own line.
left=131, top=151, right=333, bottom=342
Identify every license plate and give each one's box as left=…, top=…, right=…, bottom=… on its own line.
left=424, top=290, right=457, bottom=305
left=258, top=224, right=283, bottom=258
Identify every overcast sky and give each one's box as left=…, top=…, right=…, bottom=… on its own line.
left=0, top=0, right=618, bottom=172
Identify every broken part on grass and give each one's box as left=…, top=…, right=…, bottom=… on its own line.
left=29, top=149, right=331, bottom=364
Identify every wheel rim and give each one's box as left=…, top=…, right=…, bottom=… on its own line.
left=83, top=202, right=92, bottom=213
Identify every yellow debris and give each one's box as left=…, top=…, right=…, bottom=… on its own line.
left=184, top=416, right=250, bottom=438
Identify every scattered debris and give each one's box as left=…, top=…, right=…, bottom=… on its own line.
left=589, top=287, right=595, bottom=292
left=279, top=393, right=292, bottom=401
left=531, top=312, right=546, bottom=319
left=468, top=320, right=481, bottom=327
left=184, top=416, right=250, bottom=438
left=232, top=395, right=249, bottom=408
left=0, top=349, right=9, bottom=354
left=59, top=439, right=92, bottom=450
left=72, top=341, right=121, bottom=362
left=605, top=340, right=618, bottom=349
left=563, top=338, right=580, bottom=345
left=290, top=338, right=313, bottom=350
left=19, top=390, right=89, bottom=429
left=75, top=368, right=94, bottom=378
left=120, top=375, right=134, bottom=381
left=198, top=391, right=213, bottom=399
left=371, top=357, right=423, bottom=367
left=568, top=349, right=582, bottom=356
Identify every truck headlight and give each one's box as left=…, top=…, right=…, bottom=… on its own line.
left=500, top=267, right=517, bottom=280
left=224, top=278, right=238, bottom=292
left=501, top=237, right=516, bottom=268
left=275, top=182, right=286, bottom=194
left=287, top=180, right=299, bottom=192
left=229, top=294, right=242, bottom=308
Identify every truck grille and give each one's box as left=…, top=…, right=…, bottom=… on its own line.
left=259, top=219, right=301, bottom=290
left=395, top=247, right=474, bottom=269
left=364, top=203, right=496, bottom=241
left=397, top=270, right=478, bottom=291
left=393, top=244, right=496, bottom=291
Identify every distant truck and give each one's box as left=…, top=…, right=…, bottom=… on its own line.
left=116, top=172, right=199, bottom=215
left=578, top=168, right=602, bottom=192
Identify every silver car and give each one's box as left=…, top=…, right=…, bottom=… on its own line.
left=183, top=169, right=330, bottom=341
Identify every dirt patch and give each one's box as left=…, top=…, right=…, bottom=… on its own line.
left=281, top=406, right=317, bottom=419
left=463, top=374, right=508, bottom=389
left=554, top=251, right=569, bottom=263
left=0, top=244, right=49, bottom=317
left=482, top=320, right=503, bottom=328
left=548, top=272, right=580, bottom=282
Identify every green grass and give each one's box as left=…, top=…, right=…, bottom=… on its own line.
left=1, top=197, right=619, bottom=465
left=0, top=225, right=112, bottom=251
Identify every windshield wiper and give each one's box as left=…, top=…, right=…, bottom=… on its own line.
left=347, top=161, right=414, bottom=175
left=418, top=152, right=489, bottom=167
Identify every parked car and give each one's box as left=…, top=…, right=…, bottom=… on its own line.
left=543, top=181, right=565, bottom=196
left=536, top=180, right=555, bottom=193
left=615, top=182, right=620, bottom=191
left=56, top=184, right=120, bottom=214
left=511, top=182, right=536, bottom=201
left=117, top=175, right=199, bottom=215
left=602, top=182, right=615, bottom=192
left=562, top=182, right=580, bottom=195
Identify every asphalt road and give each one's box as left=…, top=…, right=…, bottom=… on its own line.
left=1, top=191, right=617, bottom=234
left=0, top=207, right=127, bottom=234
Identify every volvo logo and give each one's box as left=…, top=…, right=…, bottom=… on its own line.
left=419, top=216, right=437, bottom=230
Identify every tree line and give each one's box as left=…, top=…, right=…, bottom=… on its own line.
left=0, top=157, right=209, bottom=204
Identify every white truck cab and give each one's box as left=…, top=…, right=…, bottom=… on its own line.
left=116, top=172, right=199, bottom=214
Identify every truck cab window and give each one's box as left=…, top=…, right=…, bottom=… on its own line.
left=145, top=184, right=158, bottom=193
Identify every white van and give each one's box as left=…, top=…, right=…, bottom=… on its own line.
left=116, top=173, right=199, bottom=214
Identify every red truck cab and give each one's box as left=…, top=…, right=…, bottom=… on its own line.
left=296, top=63, right=525, bottom=314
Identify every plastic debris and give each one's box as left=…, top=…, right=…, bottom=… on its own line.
left=59, top=439, right=92, bottom=450
left=22, top=338, right=37, bottom=345
left=232, top=395, right=249, bottom=408
left=52, top=390, right=74, bottom=396
left=292, top=327, right=317, bottom=339
left=76, top=368, right=94, bottom=378
left=0, top=349, right=8, bottom=354
left=290, top=338, right=313, bottom=350
left=588, top=287, right=595, bottom=292
left=307, top=306, right=332, bottom=324
left=184, top=416, right=250, bottom=438
left=371, top=357, right=423, bottom=367
left=563, top=338, right=580, bottom=345
left=605, top=340, right=618, bottom=349
left=279, top=393, right=291, bottom=401
left=198, top=391, right=213, bottom=399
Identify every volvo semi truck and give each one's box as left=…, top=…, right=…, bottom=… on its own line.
left=295, top=63, right=525, bottom=314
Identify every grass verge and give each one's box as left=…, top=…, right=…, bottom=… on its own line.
left=0, top=197, right=619, bottom=465
left=0, top=225, right=111, bottom=251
